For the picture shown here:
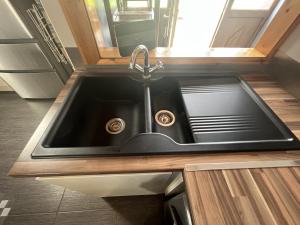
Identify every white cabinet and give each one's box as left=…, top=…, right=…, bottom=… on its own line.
left=37, top=172, right=172, bottom=197
left=165, top=172, right=184, bottom=196
left=0, top=72, right=63, bottom=98
left=0, top=0, right=33, bottom=39
left=0, top=44, right=52, bottom=71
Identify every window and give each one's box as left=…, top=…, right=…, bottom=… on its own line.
left=160, top=0, right=168, bottom=8
left=231, top=0, right=275, bottom=10
left=127, top=1, right=149, bottom=8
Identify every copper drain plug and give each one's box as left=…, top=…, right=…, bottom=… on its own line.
left=155, top=110, right=175, bottom=127
left=105, top=118, right=125, bottom=134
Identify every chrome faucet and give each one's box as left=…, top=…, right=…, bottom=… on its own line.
left=129, top=45, right=164, bottom=80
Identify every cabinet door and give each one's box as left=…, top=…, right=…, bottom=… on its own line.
left=37, top=172, right=172, bottom=197
left=165, top=172, right=184, bottom=196
left=0, top=72, right=63, bottom=98
left=0, top=43, right=53, bottom=71
left=0, top=0, right=33, bottom=39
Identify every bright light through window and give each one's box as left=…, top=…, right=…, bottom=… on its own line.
left=160, top=0, right=168, bottom=8
left=231, top=0, right=275, bottom=10
left=127, top=1, right=148, bottom=8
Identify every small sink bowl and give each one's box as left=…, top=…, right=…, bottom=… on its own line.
left=43, top=76, right=145, bottom=148
left=150, top=78, right=193, bottom=144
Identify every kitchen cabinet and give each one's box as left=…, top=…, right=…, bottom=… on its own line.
left=165, top=172, right=184, bottom=196
left=37, top=172, right=172, bottom=197
left=0, top=43, right=52, bottom=71
left=0, top=72, right=63, bottom=98
left=0, top=0, right=73, bottom=98
left=0, top=0, right=33, bottom=39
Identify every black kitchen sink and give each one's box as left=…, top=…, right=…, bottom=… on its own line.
left=32, top=74, right=300, bottom=158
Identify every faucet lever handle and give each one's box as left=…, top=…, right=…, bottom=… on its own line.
left=128, top=63, right=134, bottom=70
left=149, top=60, right=164, bottom=73
left=129, top=63, right=144, bottom=73
left=157, top=60, right=164, bottom=68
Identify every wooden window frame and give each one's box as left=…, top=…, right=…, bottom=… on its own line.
left=59, top=0, right=300, bottom=65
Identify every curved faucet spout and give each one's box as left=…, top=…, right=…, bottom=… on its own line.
left=129, top=45, right=149, bottom=68
left=129, top=45, right=163, bottom=80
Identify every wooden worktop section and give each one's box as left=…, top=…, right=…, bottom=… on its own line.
left=184, top=167, right=300, bottom=225
left=9, top=72, right=300, bottom=177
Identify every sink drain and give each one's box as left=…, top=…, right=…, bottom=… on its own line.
left=105, top=118, right=125, bottom=134
left=155, top=110, right=175, bottom=127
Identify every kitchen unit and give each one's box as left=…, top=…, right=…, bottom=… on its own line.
left=0, top=0, right=72, bottom=98
left=166, top=192, right=192, bottom=225
left=6, top=0, right=300, bottom=225
left=9, top=70, right=300, bottom=225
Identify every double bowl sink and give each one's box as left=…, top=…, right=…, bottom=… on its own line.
left=32, top=74, right=300, bottom=158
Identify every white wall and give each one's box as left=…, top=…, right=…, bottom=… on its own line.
left=41, top=0, right=77, bottom=48
left=270, top=23, right=300, bottom=100
left=279, top=23, right=300, bottom=63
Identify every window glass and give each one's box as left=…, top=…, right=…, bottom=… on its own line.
left=231, top=0, right=274, bottom=10
left=127, top=1, right=148, bottom=8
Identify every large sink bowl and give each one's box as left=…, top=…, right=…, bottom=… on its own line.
left=43, top=76, right=145, bottom=148
left=32, top=74, right=300, bottom=158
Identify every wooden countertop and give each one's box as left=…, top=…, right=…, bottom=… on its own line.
left=9, top=72, right=300, bottom=177
left=184, top=166, right=300, bottom=225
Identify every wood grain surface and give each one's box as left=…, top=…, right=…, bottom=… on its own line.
left=255, top=0, right=300, bottom=57
left=8, top=73, right=300, bottom=177
left=243, top=74, right=300, bottom=140
left=184, top=167, right=300, bottom=225
left=97, top=48, right=267, bottom=65
left=59, top=0, right=100, bottom=64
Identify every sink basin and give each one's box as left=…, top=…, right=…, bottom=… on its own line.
left=43, top=76, right=145, bottom=148
left=32, top=74, right=300, bottom=158
left=150, top=78, right=193, bottom=144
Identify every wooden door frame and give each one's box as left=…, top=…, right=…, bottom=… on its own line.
left=59, top=0, right=300, bottom=65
